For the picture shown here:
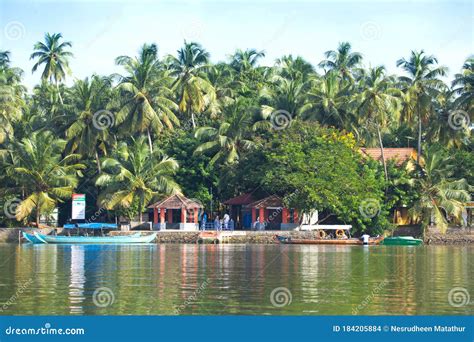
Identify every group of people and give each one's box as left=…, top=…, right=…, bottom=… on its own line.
left=200, top=212, right=235, bottom=231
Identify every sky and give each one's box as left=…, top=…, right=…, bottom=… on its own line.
left=0, top=0, right=472, bottom=90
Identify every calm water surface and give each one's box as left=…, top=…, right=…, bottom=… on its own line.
left=0, top=243, right=472, bottom=315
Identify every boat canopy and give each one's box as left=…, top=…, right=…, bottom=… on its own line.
left=63, top=223, right=117, bottom=229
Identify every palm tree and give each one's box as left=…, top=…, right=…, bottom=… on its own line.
left=65, top=75, right=113, bottom=171
left=229, top=49, right=265, bottom=73
left=4, top=131, right=85, bottom=226
left=30, top=33, right=73, bottom=104
left=356, top=66, right=401, bottom=184
left=410, top=146, right=472, bottom=234
left=303, top=71, right=352, bottom=129
left=0, top=51, right=25, bottom=143
left=194, top=98, right=258, bottom=165
left=115, top=44, right=179, bottom=152
left=396, top=50, right=448, bottom=163
left=166, top=41, right=216, bottom=128
left=319, top=42, right=362, bottom=82
left=452, top=56, right=474, bottom=113
left=96, top=136, right=180, bottom=223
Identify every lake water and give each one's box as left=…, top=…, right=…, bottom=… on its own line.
left=0, top=243, right=472, bottom=315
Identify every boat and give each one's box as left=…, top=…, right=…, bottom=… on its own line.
left=22, top=232, right=44, bottom=244
left=381, top=236, right=423, bottom=246
left=33, top=232, right=157, bottom=244
left=274, top=235, right=384, bottom=245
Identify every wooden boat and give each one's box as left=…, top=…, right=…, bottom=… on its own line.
left=33, top=232, right=157, bottom=244
left=381, top=236, right=423, bottom=246
left=274, top=235, right=384, bottom=245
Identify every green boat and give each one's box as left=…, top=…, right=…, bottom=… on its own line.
left=381, top=236, right=423, bottom=246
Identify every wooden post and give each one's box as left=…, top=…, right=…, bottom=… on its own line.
left=153, top=208, right=158, bottom=224
left=181, top=208, right=186, bottom=223
left=282, top=208, right=288, bottom=224
left=160, top=208, right=165, bottom=224
left=259, top=207, right=264, bottom=223
left=168, top=209, right=173, bottom=223
left=251, top=207, right=256, bottom=224
left=194, top=209, right=198, bottom=224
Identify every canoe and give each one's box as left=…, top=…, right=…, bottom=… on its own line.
left=275, top=235, right=384, bottom=245
left=381, top=236, right=423, bottom=246
left=33, top=232, right=157, bottom=244
left=22, top=232, right=44, bottom=244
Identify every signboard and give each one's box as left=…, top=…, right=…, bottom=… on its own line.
left=72, top=194, right=86, bottom=220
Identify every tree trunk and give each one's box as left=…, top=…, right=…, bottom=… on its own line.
left=377, top=125, right=389, bottom=188
left=417, top=113, right=422, bottom=165
left=36, top=209, right=40, bottom=228
left=56, top=79, right=64, bottom=106
left=147, top=129, right=153, bottom=153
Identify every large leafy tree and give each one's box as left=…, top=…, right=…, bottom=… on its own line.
left=30, top=33, right=73, bottom=104
left=115, top=43, right=179, bottom=152
left=96, top=136, right=180, bottom=222
left=396, top=50, right=447, bottom=163
left=4, top=131, right=85, bottom=226
left=166, top=42, right=216, bottom=128
left=410, top=146, right=472, bottom=233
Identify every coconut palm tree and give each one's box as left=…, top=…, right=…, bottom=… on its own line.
left=166, top=41, right=216, bottom=128
left=0, top=52, right=25, bottom=143
left=115, top=44, right=179, bottom=152
left=452, top=56, right=474, bottom=113
left=229, top=49, right=265, bottom=73
left=396, top=50, right=448, bottom=163
left=96, top=136, right=180, bottom=223
left=319, top=42, right=362, bottom=82
left=30, top=33, right=73, bottom=104
left=356, top=66, right=402, bottom=184
left=65, top=75, right=113, bottom=171
left=194, top=98, right=258, bottom=165
left=4, top=131, right=85, bottom=226
left=410, top=146, right=472, bottom=233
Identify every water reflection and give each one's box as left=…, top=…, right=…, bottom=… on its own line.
left=0, top=244, right=471, bottom=315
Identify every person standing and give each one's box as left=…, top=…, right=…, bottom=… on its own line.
left=214, top=215, right=221, bottom=231
left=223, top=213, right=230, bottom=230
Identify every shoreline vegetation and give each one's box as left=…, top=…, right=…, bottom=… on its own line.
left=0, top=34, right=472, bottom=237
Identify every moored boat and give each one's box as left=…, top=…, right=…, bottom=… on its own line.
left=33, top=232, right=157, bottom=244
left=381, top=236, right=423, bottom=246
left=22, top=232, right=44, bottom=244
left=274, top=235, right=384, bottom=245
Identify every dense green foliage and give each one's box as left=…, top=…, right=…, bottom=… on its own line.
left=0, top=35, right=472, bottom=233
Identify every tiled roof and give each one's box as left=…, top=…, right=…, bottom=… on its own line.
left=148, top=193, right=202, bottom=209
left=223, top=193, right=256, bottom=205
left=360, top=148, right=416, bottom=166
left=245, top=195, right=284, bottom=208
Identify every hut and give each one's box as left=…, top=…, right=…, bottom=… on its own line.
left=148, top=194, right=203, bottom=231
left=223, top=193, right=256, bottom=229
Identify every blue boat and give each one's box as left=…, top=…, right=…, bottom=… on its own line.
left=33, top=232, right=157, bottom=244
left=22, top=232, right=44, bottom=244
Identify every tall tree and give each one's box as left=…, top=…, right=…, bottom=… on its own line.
left=319, top=42, right=362, bottom=82
left=115, top=43, right=179, bottom=152
left=30, top=33, right=73, bottom=104
left=396, top=50, right=447, bottom=163
left=166, top=42, right=216, bottom=128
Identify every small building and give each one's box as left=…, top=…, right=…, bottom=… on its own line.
left=360, top=147, right=416, bottom=166
left=224, top=194, right=299, bottom=230
left=148, top=194, right=203, bottom=231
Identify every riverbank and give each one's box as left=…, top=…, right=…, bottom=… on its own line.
left=2, top=227, right=473, bottom=245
